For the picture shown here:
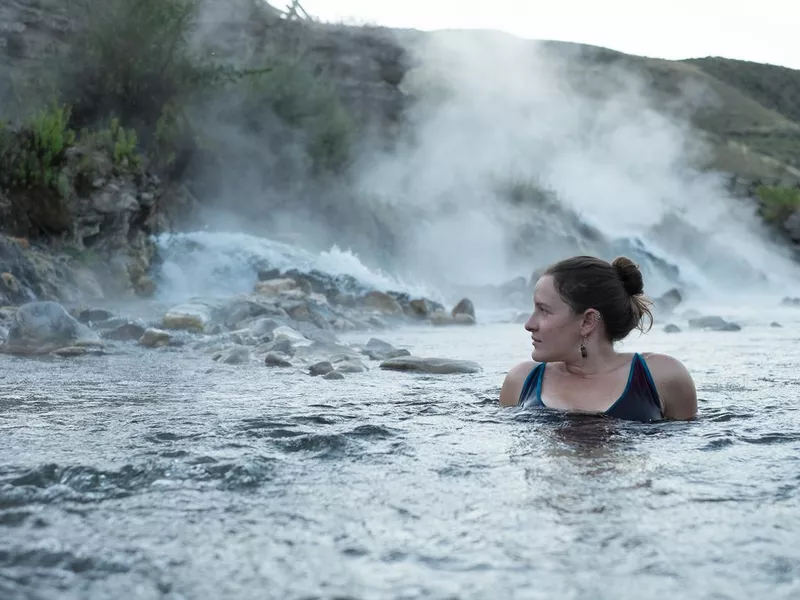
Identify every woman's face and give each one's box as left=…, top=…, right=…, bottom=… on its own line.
left=524, top=275, right=582, bottom=362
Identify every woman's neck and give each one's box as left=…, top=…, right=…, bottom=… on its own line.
left=561, top=343, right=624, bottom=378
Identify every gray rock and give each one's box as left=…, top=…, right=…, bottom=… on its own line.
left=664, top=324, right=681, bottom=333
left=365, top=337, right=394, bottom=352
left=334, top=359, right=368, bottom=373
left=362, top=347, right=411, bottom=361
left=73, top=307, right=115, bottom=323
left=262, top=338, right=295, bottom=357
left=264, top=352, right=292, bottom=367
left=247, top=317, right=282, bottom=338
left=324, top=371, right=345, bottom=380
left=222, top=300, right=285, bottom=330
left=0, top=301, right=102, bottom=355
left=51, top=346, right=89, bottom=357
left=139, top=328, right=171, bottom=348
left=451, top=298, right=476, bottom=320
left=309, top=361, right=335, bottom=376
left=380, top=356, right=482, bottom=374
left=217, top=345, right=251, bottom=365
left=361, top=291, right=404, bottom=315
left=102, top=322, right=147, bottom=341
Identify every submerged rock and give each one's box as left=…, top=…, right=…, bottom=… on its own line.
left=688, top=315, right=741, bottom=331
left=72, top=307, right=115, bottom=324
left=664, top=324, right=681, bottom=333
left=379, top=356, right=482, bottom=374
left=0, top=301, right=102, bottom=355
left=215, top=345, right=251, bottom=365
left=51, top=346, right=90, bottom=357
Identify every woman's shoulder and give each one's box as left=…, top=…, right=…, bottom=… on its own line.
left=639, top=352, right=698, bottom=420
left=499, top=360, right=539, bottom=407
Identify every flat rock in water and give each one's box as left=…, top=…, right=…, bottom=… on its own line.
left=688, top=315, right=741, bottom=331
left=379, top=356, right=481, bottom=374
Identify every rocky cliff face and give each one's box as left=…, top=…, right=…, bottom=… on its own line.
left=0, top=0, right=411, bottom=304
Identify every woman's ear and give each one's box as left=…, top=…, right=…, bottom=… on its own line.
left=580, top=309, right=602, bottom=336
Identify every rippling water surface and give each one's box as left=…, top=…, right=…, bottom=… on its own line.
left=2, top=304, right=799, bottom=599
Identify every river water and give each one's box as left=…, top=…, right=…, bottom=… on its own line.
left=1, top=299, right=799, bottom=599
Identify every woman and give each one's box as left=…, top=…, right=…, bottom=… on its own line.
left=499, top=256, right=697, bottom=421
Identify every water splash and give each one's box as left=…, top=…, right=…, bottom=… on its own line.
left=152, top=231, right=441, bottom=303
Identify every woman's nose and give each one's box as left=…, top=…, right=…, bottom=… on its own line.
left=524, top=313, right=536, bottom=331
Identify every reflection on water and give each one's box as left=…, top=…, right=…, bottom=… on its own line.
left=1, top=316, right=799, bottom=599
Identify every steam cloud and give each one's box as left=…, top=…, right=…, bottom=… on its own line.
left=350, top=29, right=800, bottom=298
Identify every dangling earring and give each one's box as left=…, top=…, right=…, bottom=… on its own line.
left=580, top=335, right=588, bottom=358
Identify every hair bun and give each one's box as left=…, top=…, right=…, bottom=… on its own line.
left=611, top=256, right=644, bottom=296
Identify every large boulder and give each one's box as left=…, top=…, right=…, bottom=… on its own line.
left=361, top=291, right=404, bottom=315
left=162, top=302, right=214, bottom=332
left=451, top=298, right=476, bottom=320
left=0, top=301, right=102, bottom=355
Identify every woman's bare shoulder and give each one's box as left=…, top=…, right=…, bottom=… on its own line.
left=640, top=353, right=698, bottom=420
left=499, top=361, right=538, bottom=407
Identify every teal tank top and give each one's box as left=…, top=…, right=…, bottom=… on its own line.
left=518, top=353, right=664, bottom=422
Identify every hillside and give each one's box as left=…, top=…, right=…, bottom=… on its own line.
left=439, top=35, right=800, bottom=183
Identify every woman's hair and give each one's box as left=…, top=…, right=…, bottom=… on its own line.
left=544, top=255, right=653, bottom=341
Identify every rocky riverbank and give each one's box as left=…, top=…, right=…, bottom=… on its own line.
left=0, top=256, right=485, bottom=374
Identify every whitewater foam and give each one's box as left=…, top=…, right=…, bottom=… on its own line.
left=152, top=231, right=442, bottom=303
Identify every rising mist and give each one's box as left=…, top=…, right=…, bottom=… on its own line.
left=347, top=29, right=800, bottom=299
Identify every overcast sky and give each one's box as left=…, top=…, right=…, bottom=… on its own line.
left=299, top=0, right=800, bottom=69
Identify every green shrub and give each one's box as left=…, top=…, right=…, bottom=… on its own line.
left=756, top=185, right=800, bottom=224
left=80, top=119, right=140, bottom=169
left=0, top=104, right=76, bottom=195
